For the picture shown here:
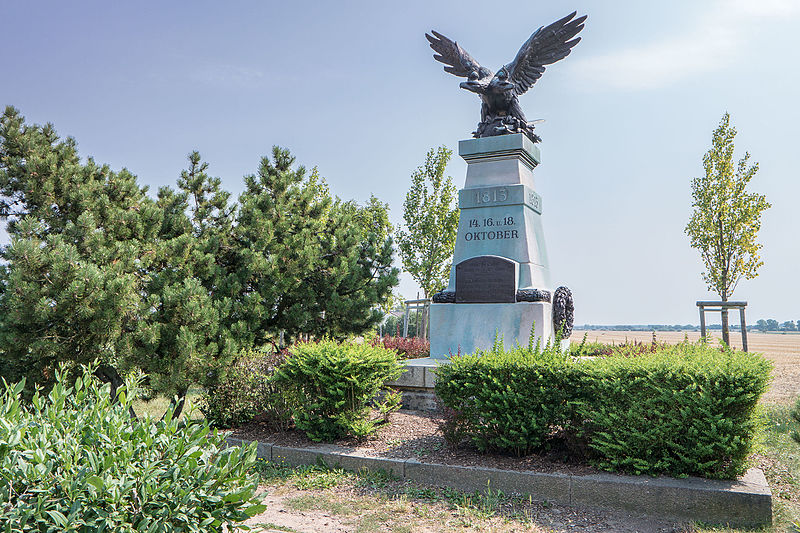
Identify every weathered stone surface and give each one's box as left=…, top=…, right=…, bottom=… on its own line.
left=570, top=468, right=772, bottom=527
left=329, top=452, right=405, bottom=477
left=388, top=363, right=426, bottom=388
left=387, top=358, right=442, bottom=410
left=456, top=256, right=517, bottom=303
left=429, top=302, right=551, bottom=358
left=271, top=445, right=338, bottom=468
left=405, top=460, right=571, bottom=504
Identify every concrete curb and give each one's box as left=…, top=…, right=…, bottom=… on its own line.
left=226, top=436, right=772, bottom=527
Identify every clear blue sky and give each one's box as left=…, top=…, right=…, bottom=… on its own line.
left=2, top=1, right=798, bottom=325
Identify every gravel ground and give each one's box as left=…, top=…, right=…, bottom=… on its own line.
left=233, top=409, right=599, bottom=475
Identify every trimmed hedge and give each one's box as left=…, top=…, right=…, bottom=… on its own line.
left=0, top=364, right=264, bottom=531
left=273, top=339, right=403, bottom=442
left=436, top=341, right=771, bottom=479
left=435, top=339, right=575, bottom=456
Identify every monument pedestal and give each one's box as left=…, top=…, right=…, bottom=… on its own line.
left=430, top=133, right=566, bottom=358
left=430, top=302, right=552, bottom=357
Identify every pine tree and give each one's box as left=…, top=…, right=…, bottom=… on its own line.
left=0, top=109, right=398, bottom=406
left=0, top=106, right=160, bottom=394
left=132, top=153, right=241, bottom=413
left=307, top=195, right=398, bottom=338
left=234, top=147, right=397, bottom=344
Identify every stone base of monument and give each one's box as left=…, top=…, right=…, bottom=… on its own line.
left=428, top=134, right=571, bottom=358
left=429, top=302, right=552, bottom=357
left=385, top=357, right=441, bottom=411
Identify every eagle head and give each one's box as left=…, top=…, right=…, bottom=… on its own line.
left=459, top=67, right=493, bottom=94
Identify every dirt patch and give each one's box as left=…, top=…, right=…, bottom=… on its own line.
left=245, top=480, right=690, bottom=533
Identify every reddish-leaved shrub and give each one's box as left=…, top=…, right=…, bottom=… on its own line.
left=370, top=335, right=430, bottom=359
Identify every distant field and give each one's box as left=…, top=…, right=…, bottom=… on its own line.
left=570, top=330, right=800, bottom=404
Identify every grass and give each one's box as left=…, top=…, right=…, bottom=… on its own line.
left=131, top=386, right=204, bottom=420
left=249, top=459, right=588, bottom=531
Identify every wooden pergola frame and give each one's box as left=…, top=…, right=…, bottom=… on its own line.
left=696, top=300, right=748, bottom=352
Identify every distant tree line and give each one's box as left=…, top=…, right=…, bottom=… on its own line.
left=576, top=322, right=799, bottom=333
left=576, top=325, right=705, bottom=332
left=753, top=319, right=800, bottom=332
left=0, top=107, right=398, bottom=413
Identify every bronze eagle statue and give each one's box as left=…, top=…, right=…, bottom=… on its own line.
left=426, top=12, right=586, bottom=142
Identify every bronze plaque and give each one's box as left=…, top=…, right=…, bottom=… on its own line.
left=455, top=256, right=516, bottom=303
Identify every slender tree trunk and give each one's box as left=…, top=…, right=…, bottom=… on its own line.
left=721, top=297, right=730, bottom=347
left=94, top=363, right=137, bottom=419
left=164, top=387, right=188, bottom=421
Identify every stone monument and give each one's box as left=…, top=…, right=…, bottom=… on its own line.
left=387, top=13, right=583, bottom=406
left=424, top=13, right=584, bottom=356
left=429, top=134, right=565, bottom=356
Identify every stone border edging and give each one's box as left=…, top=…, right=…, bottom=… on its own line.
left=226, top=436, right=771, bottom=527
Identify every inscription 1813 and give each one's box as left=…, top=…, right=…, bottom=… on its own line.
left=455, top=256, right=517, bottom=303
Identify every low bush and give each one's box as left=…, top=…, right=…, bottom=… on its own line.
left=576, top=343, right=771, bottom=478
left=370, top=335, right=430, bottom=359
left=273, top=339, right=403, bottom=442
left=792, top=397, right=800, bottom=445
left=435, top=336, right=574, bottom=456
left=200, top=348, right=292, bottom=430
left=436, top=340, right=771, bottom=479
left=0, top=364, right=264, bottom=531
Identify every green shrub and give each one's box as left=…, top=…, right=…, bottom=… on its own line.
left=201, top=348, right=292, bottom=430
left=273, top=339, right=403, bottom=442
left=576, top=343, right=771, bottom=478
left=436, top=340, right=771, bottom=479
left=792, top=397, right=800, bottom=445
left=0, top=364, right=265, bottom=531
left=435, top=335, right=575, bottom=456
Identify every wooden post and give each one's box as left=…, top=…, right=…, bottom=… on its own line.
left=739, top=307, right=748, bottom=352
left=403, top=303, right=410, bottom=337
left=420, top=302, right=428, bottom=340
left=698, top=304, right=707, bottom=339
left=414, top=292, right=421, bottom=338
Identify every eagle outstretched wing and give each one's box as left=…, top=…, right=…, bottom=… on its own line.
left=425, top=30, right=493, bottom=79
left=504, top=11, right=586, bottom=96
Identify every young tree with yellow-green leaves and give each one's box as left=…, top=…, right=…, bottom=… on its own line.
left=396, top=146, right=459, bottom=299
left=685, top=113, right=770, bottom=346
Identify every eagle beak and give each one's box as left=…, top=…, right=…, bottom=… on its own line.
left=459, top=80, right=482, bottom=93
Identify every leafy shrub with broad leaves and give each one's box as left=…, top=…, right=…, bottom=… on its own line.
left=201, top=348, right=292, bottom=430
left=370, top=335, right=430, bottom=359
left=0, top=364, right=265, bottom=531
left=273, top=339, right=404, bottom=442
left=436, top=340, right=771, bottom=479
